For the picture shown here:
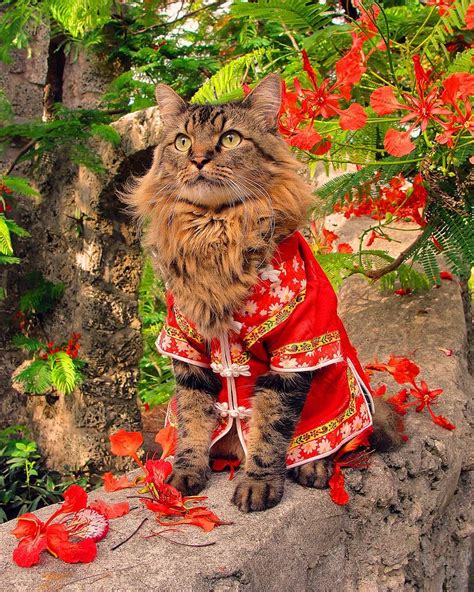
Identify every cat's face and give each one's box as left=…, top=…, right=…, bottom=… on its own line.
left=153, top=75, right=286, bottom=207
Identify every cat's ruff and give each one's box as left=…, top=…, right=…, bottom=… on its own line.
left=158, top=231, right=374, bottom=469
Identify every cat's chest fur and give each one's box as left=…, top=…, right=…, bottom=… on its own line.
left=151, top=201, right=274, bottom=338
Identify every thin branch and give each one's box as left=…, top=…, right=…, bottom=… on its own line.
left=3, top=139, right=36, bottom=176
left=355, top=231, right=427, bottom=280
left=111, top=517, right=148, bottom=551
left=133, top=0, right=226, bottom=35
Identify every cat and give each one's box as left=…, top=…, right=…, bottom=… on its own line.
left=125, top=74, right=402, bottom=512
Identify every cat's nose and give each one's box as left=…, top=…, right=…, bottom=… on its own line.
left=191, top=156, right=210, bottom=170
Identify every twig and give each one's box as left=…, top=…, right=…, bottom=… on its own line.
left=3, top=139, right=36, bottom=176
left=111, top=517, right=148, bottom=550
left=354, top=231, right=427, bottom=280
left=133, top=0, right=226, bottom=35
left=145, top=528, right=217, bottom=548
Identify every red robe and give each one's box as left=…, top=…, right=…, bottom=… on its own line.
left=157, top=231, right=374, bottom=469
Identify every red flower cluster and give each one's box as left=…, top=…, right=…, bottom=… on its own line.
left=38, top=333, right=82, bottom=361
left=278, top=46, right=367, bottom=154
left=309, top=221, right=354, bottom=254
left=105, top=427, right=229, bottom=532
left=370, top=60, right=474, bottom=156
left=11, top=484, right=129, bottom=568
left=365, top=355, right=456, bottom=430
left=425, top=0, right=455, bottom=17
left=333, top=174, right=427, bottom=225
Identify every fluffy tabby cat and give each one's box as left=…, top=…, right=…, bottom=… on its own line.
left=126, top=74, right=402, bottom=513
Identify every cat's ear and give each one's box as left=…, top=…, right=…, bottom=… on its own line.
left=242, top=73, right=281, bottom=129
left=155, top=84, right=187, bottom=120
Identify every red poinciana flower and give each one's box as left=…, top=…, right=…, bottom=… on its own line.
left=11, top=484, right=128, bottom=568
left=102, top=471, right=137, bottom=492
left=278, top=49, right=367, bottom=152
left=425, top=0, right=455, bottom=16
left=408, top=381, right=456, bottom=430
left=435, top=73, right=474, bottom=147
left=328, top=432, right=372, bottom=505
left=370, top=56, right=453, bottom=156
left=157, top=507, right=231, bottom=532
left=366, top=355, right=420, bottom=385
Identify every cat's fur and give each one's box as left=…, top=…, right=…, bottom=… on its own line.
left=125, top=75, right=402, bottom=512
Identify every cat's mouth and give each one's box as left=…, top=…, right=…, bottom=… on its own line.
left=188, top=173, right=221, bottom=186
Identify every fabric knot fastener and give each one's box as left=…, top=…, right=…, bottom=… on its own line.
left=214, top=402, right=252, bottom=420
left=211, top=362, right=251, bottom=378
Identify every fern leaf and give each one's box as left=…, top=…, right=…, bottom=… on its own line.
left=0, top=254, right=20, bottom=264
left=232, top=0, right=334, bottom=33
left=191, top=49, right=268, bottom=104
left=0, top=215, right=13, bottom=255
left=12, top=335, right=44, bottom=353
left=14, top=360, right=52, bottom=395
left=4, top=218, right=30, bottom=238
left=49, top=352, right=78, bottom=395
left=47, top=0, right=112, bottom=38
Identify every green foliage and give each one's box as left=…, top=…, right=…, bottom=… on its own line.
left=48, top=0, right=112, bottom=38
left=232, top=0, right=334, bottom=33
left=191, top=48, right=269, bottom=104
left=13, top=353, right=83, bottom=396
left=0, top=175, right=39, bottom=197
left=137, top=258, right=174, bottom=407
left=422, top=0, right=471, bottom=61
left=0, top=425, right=88, bottom=523
left=19, top=272, right=65, bottom=315
left=0, top=213, right=30, bottom=262
left=0, top=108, right=120, bottom=173
left=379, top=264, right=431, bottom=292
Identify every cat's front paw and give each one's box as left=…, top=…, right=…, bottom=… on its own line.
left=288, top=458, right=330, bottom=489
left=231, top=476, right=284, bottom=512
left=167, top=468, right=208, bottom=496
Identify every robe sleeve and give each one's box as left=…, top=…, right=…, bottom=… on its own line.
left=264, top=275, right=344, bottom=373
left=155, top=293, right=211, bottom=368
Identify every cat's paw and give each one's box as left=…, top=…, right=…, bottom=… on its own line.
left=288, top=459, right=330, bottom=489
left=167, top=468, right=208, bottom=496
left=231, top=476, right=284, bottom=512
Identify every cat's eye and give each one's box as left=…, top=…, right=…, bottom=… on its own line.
left=175, top=134, right=192, bottom=152
left=220, top=130, right=242, bottom=149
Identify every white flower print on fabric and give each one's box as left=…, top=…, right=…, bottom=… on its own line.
left=317, top=437, right=333, bottom=454
left=259, top=264, right=281, bottom=284
left=287, top=447, right=302, bottom=463
left=292, top=256, right=301, bottom=272
left=241, top=300, right=257, bottom=316
left=160, top=334, right=171, bottom=350
left=276, top=286, right=295, bottom=304
left=279, top=357, right=300, bottom=369
left=352, top=416, right=364, bottom=432
left=340, top=422, right=352, bottom=439
left=301, top=440, right=318, bottom=455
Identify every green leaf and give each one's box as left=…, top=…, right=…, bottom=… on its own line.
left=12, top=335, right=44, bottom=353
left=0, top=176, right=39, bottom=197
left=4, top=218, right=30, bottom=238
left=49, top=352, right=78, bottom=395
left=191, top=49, right=269, bottom=104
left=14, top=360, right=52, bottom=395
left=0, top=215, right=13, bottom=255
left=90, top=123, right=121, bottom=146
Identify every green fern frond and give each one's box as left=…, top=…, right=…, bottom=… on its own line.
left=446, top=48, right=474, bottom=75
left=4, top=218, right=30, bottom=238
left=232, top=0, right=334, bottom=33
left=191, top=48, right=269, bottom=104
left=47, top=0, right=112, bottom=38
left=12, top=335, right=43, bottom=353
left=0, top=215, right=13, bottom=255
left=424, top=0, right=470, bottom=61
left=49, top=352, right=78, bottom=395
left=19, top=273, right=64, bottom=315
left=14, top=360, right=52, bottom=395
left=0, top=254, right=20, bottom=264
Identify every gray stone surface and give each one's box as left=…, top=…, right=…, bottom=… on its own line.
left=0, top=271, right=471, bottom=591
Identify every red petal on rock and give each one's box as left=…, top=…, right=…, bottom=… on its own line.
left=102, top=472, right=137, bottom=492
left=46, top=523, right=97, bottom=564
left=11, top=513, right=44, bottom=539
left=12, top=533, right=48, bottom=568
left=61, top=484, right=88, bottom=514
left=337, top=243, right=354, bottom=253
left=89, top=500, right=130, bottom=520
